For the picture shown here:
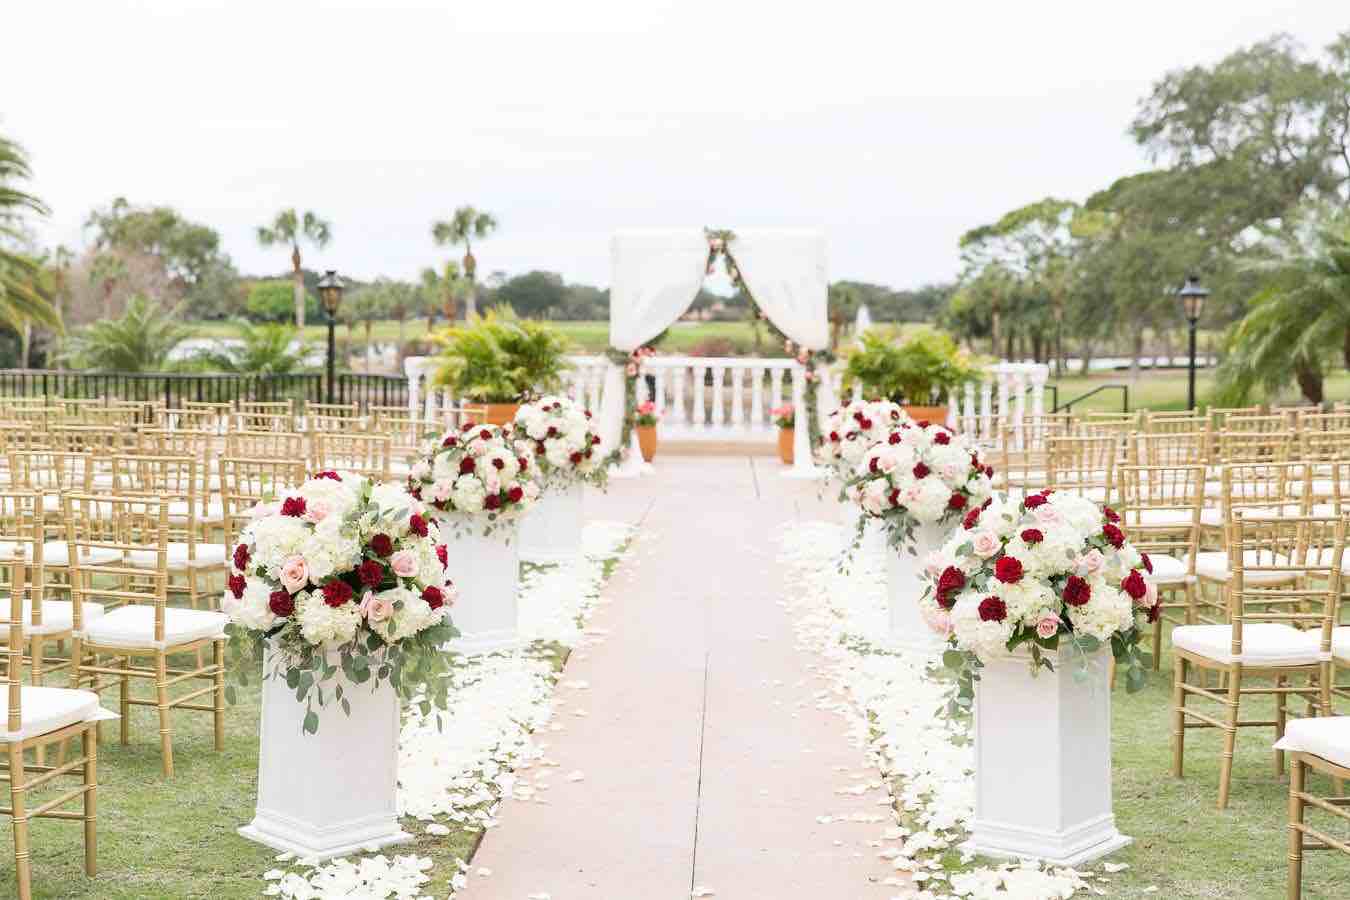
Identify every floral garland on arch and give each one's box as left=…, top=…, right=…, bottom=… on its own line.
left=222, top=472, right=458, bottom=734
left=919, top=489, right=1156, bottom=714
left=603, top=344, right=656, bottom=466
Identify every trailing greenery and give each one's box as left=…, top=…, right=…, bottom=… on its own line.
left=433, top=306, right=572, bottom=402
left=61, top=294, right=189, bottom=372
left=842, top=328, right=982, bottom=405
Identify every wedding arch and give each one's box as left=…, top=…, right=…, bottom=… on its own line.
left=597, top=228, right=830, bottom=475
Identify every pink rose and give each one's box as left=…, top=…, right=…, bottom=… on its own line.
left=390, top=550, right=418, bottom=578
left=1033, top=504, right=1062, bottom=526
left=429, top=480, right=453, bottom=503
left=1139, top=580, right=1158, bottom=609
left=921, top=605, right=953, bottom=637
left=360, top=590, right=394, bottom=623
left=1036, top=612, right=1061, bottom=639
left=923, top=551, right=945, bottom=579
left=971, top=531, right=1000, bottom=558
left=279, top=555, right=309, bottom=593
left=303, top=499, right=332, bottom=524
left=1075, top=549, right=1105, bottom=576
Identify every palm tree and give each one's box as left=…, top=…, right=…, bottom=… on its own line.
left=256, top=209, right=332, bottom=330
left=419, top=260, right=467, bottom=329
left=1215, top=221, right=1350, bottom=405
left=62, top=295, right=189, bottom=372
left=89, top=251, right=126, bottom=319
left=192, top=320, right=311, bottom=374
left=0, top=134, right=62, bottom=335
left=431, top=207, right=497, bottom=319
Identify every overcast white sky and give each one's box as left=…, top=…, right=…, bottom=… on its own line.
left=3, top=1, right=1346, bottom=290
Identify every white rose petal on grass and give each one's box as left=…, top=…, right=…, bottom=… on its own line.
left=566, top=770, right=586, bottom=782
left=692, top=888, right=716, bottom=897
left=1102, top=862, right=1129, bottom=873
left=425, top=823, right=451, bottom=836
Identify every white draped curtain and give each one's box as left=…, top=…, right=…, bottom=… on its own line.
left=599, top=228, right=828, bottom=455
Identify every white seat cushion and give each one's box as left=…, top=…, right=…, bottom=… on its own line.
left=1287, top=479, right=1338, bottom=497
left=41, top=543, right=122, bottom=568
left=1145, top=553, right=1190, bottom=585
left=126, top=542, right=226, bottom=570
left=83, top=605, right=227, bottom=650
left=1190, top=551, right=1298, bottom=584
left=1172, top=623, right=1325, bottom=666
left=1274, top=716, right=1350, bottom=769
left=167, top=500, right=225, bottom=524
left=0, top=599, right=106, bottom=637
left=1134, top=508, right=1198, bottom=527
left=0, top=686, right=103, bottom=742
left=1334, top=627, right=1350, bottom=661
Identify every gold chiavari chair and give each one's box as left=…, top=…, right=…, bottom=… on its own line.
left=1224, top=412, right=1299, bottom=437
left=367, top=404, right=411, bottom=427
left=1172, top=512, right=1346, bottom=809
left=1208, top=405, right=1264, bottom=433
left=1118, top=464, right=1204, bottom=668
left=1045, top=434, right=1120, bottom=504
left=218, top=457, right=307, bottom=548
left=449, top=403, right=491, bottom=430
left=1126, top=431, right=1208, bottom=468
left=1280, top=715, right=1350, bottom=899
left=65, top=493, right=226, bottom=777
left=1299, top=410, right=1350, bottom=433
left=994, top=418, right=1070, bottom=499
left=236, top=400, right=295, bottom=432
left=134, top=429, right=222, bottom=533
left=377, top=415, right=437, bottom=475
left=47, top=425, right=121, bottom=458
left=311, top=432, right=392, bottom=480
left=304, top=401, right=360, bottom=432
left=176, top=400, right=234, bottom=434
left=0, top=557, right=105, bottom=900
left=225, top=429, right=306, bottom=462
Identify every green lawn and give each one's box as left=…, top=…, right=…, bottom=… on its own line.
left=1046, top=370, right=1350, bottom=414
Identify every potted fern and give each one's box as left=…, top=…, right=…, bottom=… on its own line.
left=842, top=328, right=982, bottom=421
left=433, top=307, right=572, bottom=424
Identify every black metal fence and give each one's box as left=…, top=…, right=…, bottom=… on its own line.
left=0, top=370, right=409, bottom=411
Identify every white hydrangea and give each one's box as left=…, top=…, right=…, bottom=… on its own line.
left=227, top=577, right=278, bottom=630
left=295, top=590, right=361, bottom=645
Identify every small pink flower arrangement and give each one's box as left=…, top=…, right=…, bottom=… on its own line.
left=635, top=401, right=660, bottom=427
left=771, top=404, right=794, bottom=429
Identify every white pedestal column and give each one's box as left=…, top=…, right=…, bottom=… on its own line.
left=517, top=483, right=585, bottom=564
left=885, top=521, right=947, bottom=652
left=962, top=648, right=1131, bottom=866
left=240, top=647, right=411, bottom=860
left=438, top=519, right=522, bottom=655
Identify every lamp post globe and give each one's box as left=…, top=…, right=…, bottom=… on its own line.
left=317, top=270, right=345, bottom=404
left=1176, top=274, right=1209, bottom=411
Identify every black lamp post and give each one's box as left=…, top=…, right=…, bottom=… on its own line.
left=1177, top=274, right=1209, bottom=411
left=317, top=270, right=344, bottom=404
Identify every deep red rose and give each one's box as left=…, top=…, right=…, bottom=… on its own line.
left=1023, top=493, right=1047, bottom=509
left=962, top=507, right=982, bottom=530
left=860, top=417, right=873, bottom=430
left=994, top=555, right=1024, bottom=584
left=1063, top=575, right=1092, bottom=607
left=913, top=462, right=930, bottom=479
left=936, top=566, right=966, bottom=610
left=916, top=420, right=931, bottom=428
left=508, top=485, right=524, bottom=503
left=852, top=411, right=865, bottom=424
left=409, top=485, right=423, bottom=500
left=887, top=488, right=900, bottom=507
left=518, top=456, right=530, bottom=471
left=869, top=456, right=881, bottom=473
left=313, top=471, right=341, bottom=481
left=547, top=426, right=558, bottom=438
left=492, top=457, right=505, bottom=470
left=321, top=579, right=353, bottom=607
left=978, top=595, right=1007, bottom=622
left=1140, top=552, right=1153, bottom=574
left=436, top=544, right=448, bottom=569
left=422, top=585, right=444, bottom=609
left=933, top=431, right=951, bottom=445
left=478, top=429, right=492, bottom=441
left=888, top=431, right=902, bottom=445
left=268, top=590, right=295, bottom=617
left=358, top=559, right=385, bottom=587
left=233, top=543, right=250, bottom=571
left=1102, top=522, right=1125, bottom=549
left=591, top=434, right=601, bottom=445
left=459, top=457, right=476, bottom=475
left=1121, top=569, right=1147, bottom=600
left=585, top=410, right=593, bottom=419
left=829, top=431, right=840, bottom=443
left=409, top=514, right=429, bottom=537
left=1146, top=602, right=1161, bottom=623
left=227, top=573, right=246, bottom=599
left=984, top=465, right=995, bottom=477
left=370, top=533, right=394, bottom=557
left=1020, top=528, right=1044, bottom=545
left=1103, top=506, right=1121, bottom=523
left=535, top=442, right=546, bottom=456
left=569, top=451, right=584, bottom=465
left=280, top=496, right=307, bottom=517
left=442, top=434, right=458, bottom=448
left=484, top=494, right=501, bottom=511
left=947, top=492, right=967, bottom=510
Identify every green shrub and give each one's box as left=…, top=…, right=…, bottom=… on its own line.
left=843, top=327, right=983, bottom=404
left=432, top=306, right=572, bottom=403
left=246, top=280, right=319, bottom=323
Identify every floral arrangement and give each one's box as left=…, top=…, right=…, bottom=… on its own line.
left=635, top=401, right=659, bottom=427
left=222, top=472, right=458, bottom=733
left=848, top=419, right=993, bottom=547
left=920, top=489, right=1156, bottom=707
left=818, top=398, right=909, bottom=478
left=407, top=422, right=541, bottom=535
left=603, top=343, right=658, bottom=466
left=771, top=404, right=794, bottom=429
left=510, top=395, right=607, bottom=488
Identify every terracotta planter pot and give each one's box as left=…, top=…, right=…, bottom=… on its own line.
left=482, top=403, right=519, bottom=427
left=777, top=427, right=794, bottom=465
left=903, top=405, right=948, bottom=425
left=636, top=425, right=657, bottom=462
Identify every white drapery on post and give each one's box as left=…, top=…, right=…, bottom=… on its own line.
left=726, top=230, right=829, bottom=352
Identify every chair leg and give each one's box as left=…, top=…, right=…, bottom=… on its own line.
left=119, top=656, right=130, bottom=746
left=1287, top=758, right=1305, bottom=900
left=1218, top=664, right=1242, bottom=810
left=83, top=724, right=98, bottom=877
left=156, top=652, right=173, bottom=777
left=213, top=639, right=225, bottom=752
left=8, top=742, right=32, bottom=900
left=1275, top=675, right=1288, bottom=775
left=1172, top=654, right=1187, bottom=778
left=30, top=637, right=45, bottom=769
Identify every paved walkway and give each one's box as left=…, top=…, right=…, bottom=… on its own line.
left=458, top=456, right=899, bottom=899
